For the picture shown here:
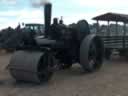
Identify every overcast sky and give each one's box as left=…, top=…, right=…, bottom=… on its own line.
left=0, top=0, right=128, bottom=29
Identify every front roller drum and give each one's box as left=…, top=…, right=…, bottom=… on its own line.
left=8, top=51, right=54, bottom=83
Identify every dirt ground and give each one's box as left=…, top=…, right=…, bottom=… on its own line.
left=0, top=53, right=128, bottom=96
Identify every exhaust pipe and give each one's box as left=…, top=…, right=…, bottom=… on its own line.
left=44, top=3, right=52, bottom=37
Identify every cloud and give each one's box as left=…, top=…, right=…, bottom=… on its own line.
left=18, top=10, right=44, bottom=24
left=1, top=0, right=128, bottom=29
left=0, top=9, right=44, bottom=29
left=73, top=0, right=128, bottom=9
left=56, top=0, right=128, bottom=24
left=0, top=0, right=17, bottom=5
left=0, top=11, right=19, bottom=17
left=0, top=9, right=43, bottom=19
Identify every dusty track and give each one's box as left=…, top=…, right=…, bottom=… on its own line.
left=0, top=54, right=128, bottom=96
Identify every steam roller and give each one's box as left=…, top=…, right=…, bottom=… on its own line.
left=8, top=3, right=104, bottom=83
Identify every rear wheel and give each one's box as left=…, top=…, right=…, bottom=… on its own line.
left=87, top=42, right=97, bottom=72
left=80, top=35, right=104, bottom=72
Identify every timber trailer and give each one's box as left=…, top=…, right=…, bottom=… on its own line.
left=8, top=3, right=104, bottom=83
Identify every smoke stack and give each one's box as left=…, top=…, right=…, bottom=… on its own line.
left=44, top=3, right=52, bottom=37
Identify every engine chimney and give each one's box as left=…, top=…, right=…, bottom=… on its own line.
left=44, top=3, right=52, bottom=37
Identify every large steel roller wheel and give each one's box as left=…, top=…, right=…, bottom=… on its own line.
left=80, top=34, right=104, bottom=72
left=8, top=51, right=54, bottom=83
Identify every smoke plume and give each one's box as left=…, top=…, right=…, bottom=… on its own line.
left=31, top=0, right=50, bottom=7
left=0, top=0, right=50, bottom=6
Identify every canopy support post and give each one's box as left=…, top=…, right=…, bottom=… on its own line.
left=116, top=22, right=118, bottom=36
left=123, top=23, right=126, bottom=49
left=107, top=21, right=110, bottom=36
left=96, top=20, right=99, bottom=35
